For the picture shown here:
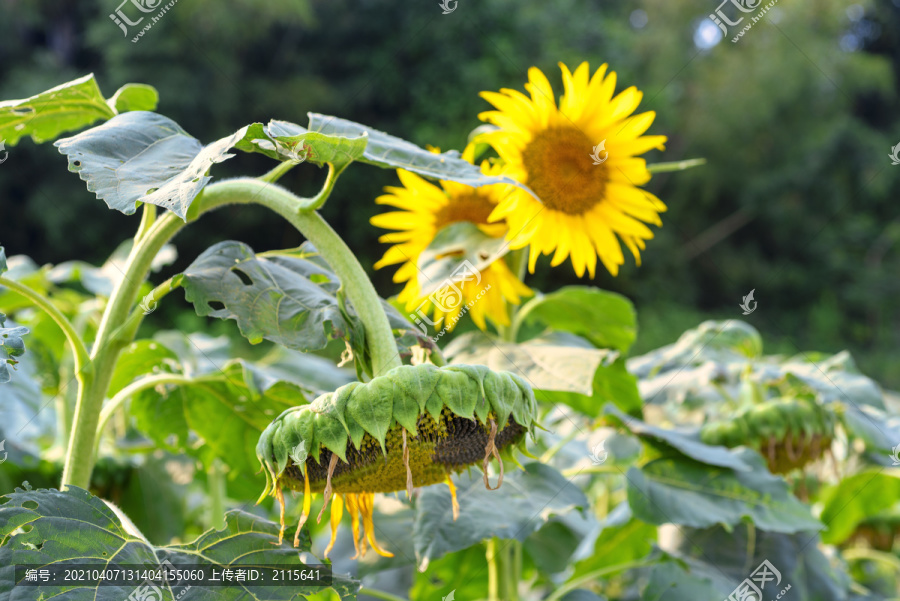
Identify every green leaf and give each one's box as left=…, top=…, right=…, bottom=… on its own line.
left=570, top=506, right=656, bottom=580
left=604, top=404, right=752, bottom=471
left=819, top=471, right=900, bottom=544
left=237, top=119, right=368, bottom=171
left=108, top=339, right=182, bottom=397
left=308, top=112, right=537, bottom=196
left=181, top=240, right=358, bottom=352
left=660, top=523, right=850, bottom=601
left=55, top=111, right=250, bottom=219
left=445, top=331, right=613, bottom=396
left=0, top=336, right=54, bottom=452
left=641, top=559, right=722, bottom=601
left=0, top=486, right=360, bottom=600
left=0, top=74, right=115, bottom=146
left=626, top=450, right=821, bottom=533
left=841, top=403, right=900, bottom=455
left=0, top=313, right=29, bottom=384
left=131, top=357, right=324, bottom=478
left=107, top=83, right=160, bottom=113
left=416, top=222, right=508, bottom=297
left=518, top=286, right=637, bottom=353
left=413, top=462, right=588, bottom=566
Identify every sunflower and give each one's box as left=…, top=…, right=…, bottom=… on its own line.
left=370, top=144, right=531, bottom=332
left=478, top=62, right=668, bottom=278
left=256, top=364, right=538, bottom=558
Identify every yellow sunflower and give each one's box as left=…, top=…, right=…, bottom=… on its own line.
left=370, top=144, right=531, bottom=331
left=478, top=62, right=668, bottom=277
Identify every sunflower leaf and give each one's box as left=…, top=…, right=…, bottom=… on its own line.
left=518, top=286, right=637, bottom=353
left=413, top=462, right=589, bottom=565
left=55, top=112, right=251, bottom=219
left=0, top=313, right=29, bottom=385
left=625, top=449, right=821, bottom=532
left=235, top=119, right=368, bottom=176
left=107, top=83, right=160, bottom=113
left=0, top=486, right=360, bottom=600
left=0, top=74, right=115, bottom=146
left=416, top=222, right=509, bottom=298
left=181, top=240, right=359, bottom=352
left=818, top=471, right=900, bottom=544
left=307, top=112, right=537, bottom=197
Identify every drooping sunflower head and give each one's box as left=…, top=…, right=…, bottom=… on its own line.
left=256, top=364, right=538, bottom=558
left=478, top=62, right=668, bottom=278
left=370, top=144, right=531, bottom=331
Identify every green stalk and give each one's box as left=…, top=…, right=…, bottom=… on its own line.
left=193, top=178, right=401, bottom=376
left=95, top=373, right=194, bottom=443
left=109, top=276, right=179, bottom=346
left=61, top=213, right=186, bottom=489
left=135, top=203, right=157, bottom=241
left=646, top=158, right=706, bottom=173
left=545, top=558, right=655, bottom=601
left=487, top=538, right=500, bottom=601
left=208, top=459, right=227, bottom=530
left=358, top=588, right=410, bottom=601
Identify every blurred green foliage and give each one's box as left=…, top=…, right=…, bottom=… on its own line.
left=1, top=0, right=898, bottom=384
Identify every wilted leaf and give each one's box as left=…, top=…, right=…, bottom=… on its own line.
left=181, top=240, right=358, bottom=352
left=416, top=222, right=508, bottom=297
left=0, top=486, right=359, bottom=600
left=445, top=331, right=613, bottom=396
left=519, top=287, right=637, bottom=353
left=413, top=463, right=588, bottom=566
left=55, top=111, right=250, bottom=219
left=0, top=74, right=115, bottom=146
left=604, top=404, right=751, bottom=471
left=308, top=112, right=536, bottom=197
left=626, top=449, right=821, bottom=533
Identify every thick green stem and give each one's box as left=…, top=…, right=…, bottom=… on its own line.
left=61, top=212, right=186, bottom=490
left=194, top=178, right=401, bottom=376
left=135, top=203, right=157, bottom=241
left=0, top=277, right=91, bottom=373
left=487, top=538, right=500, bottom=601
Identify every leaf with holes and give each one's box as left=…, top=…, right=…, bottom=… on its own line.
left=181, top=240, right=359, bottom=352
left=308, top=112, right=537, bottom=197
left=0, top=74, right=116, bottom=146
left=626, top=449, right=821, bottom=532
left=55, top=111, right=251, bottom=219
left=0, top=486, right=360, bottom=600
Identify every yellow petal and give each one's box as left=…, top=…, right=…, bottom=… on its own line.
left=324, top=494, right=344, bottom=559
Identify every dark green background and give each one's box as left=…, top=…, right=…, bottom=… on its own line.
left=2, top=0, right=899, bottom=385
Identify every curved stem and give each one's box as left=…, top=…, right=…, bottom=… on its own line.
left=508, top=293, right=543, bottom=344
left=135, top=203, right=157, bottom=241
left=95, top=373, right=194, bottom=440
left=358, top=588, right=410, bottom=601
left=110, top=276, right=180, bottom=346
left=62, top=212, right=186, bottom=489
left=0, top=276, right=91, bottom=373
left=646, top=158, right=706, bottom=173
left=194, top=178, right=401, bottom=376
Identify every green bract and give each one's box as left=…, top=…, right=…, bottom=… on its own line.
left=257, top=363, right=538, bottom=499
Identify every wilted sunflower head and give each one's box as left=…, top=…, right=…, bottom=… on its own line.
left=370, top=143, right=531, bottom=332
left=257, top=364, right=538, bottom=558
left=478, top=62, right=668, bottom=278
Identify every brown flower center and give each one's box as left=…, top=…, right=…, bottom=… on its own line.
left=521, top=126, right=607, bottom=215
left=434, top=193, right=495, bottom=229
